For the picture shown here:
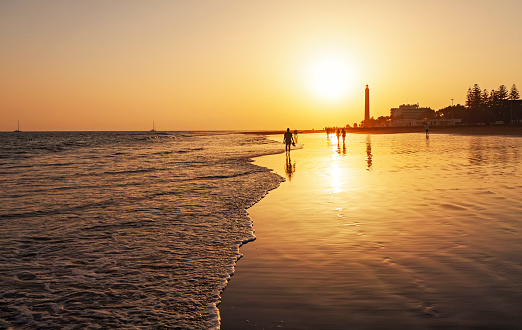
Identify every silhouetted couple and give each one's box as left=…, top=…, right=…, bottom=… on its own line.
left=283, top=128, right=295, bottom=153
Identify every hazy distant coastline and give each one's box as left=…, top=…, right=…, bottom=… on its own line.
left=243, top=125, right=522, bottom=136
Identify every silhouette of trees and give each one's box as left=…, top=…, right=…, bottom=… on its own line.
left=465, top=84, right=484, bottom=123
left=376, top=116, right=391, bottom=126
left=458, top=83, right=521, bottom=124
left=497, top=85, right=509, bottom=99
left=359, top=116, right=391, bottom=127
left=437, top=104, right=466, bottom=121
left=466, top=84, right=482, bottom=111
left=509, top=84, right=520, bottom=100
left=508, top=84, right=521, bottom=123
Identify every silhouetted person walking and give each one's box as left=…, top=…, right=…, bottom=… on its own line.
left=341, top=128, right=346, bottom=144
left=293, top=129, right=298, bottom=143
left=283, top=128, right=295, bottom=153
left=425, top=123, right=429, bottom=137
left=336, top=129, right=340, bottom=144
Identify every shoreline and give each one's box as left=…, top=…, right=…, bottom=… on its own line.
left=242, top=125, right=522, bottom=136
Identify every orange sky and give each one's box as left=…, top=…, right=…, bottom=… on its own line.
left=1, top=0, right=521, bottom=131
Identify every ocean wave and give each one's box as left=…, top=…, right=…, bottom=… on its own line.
left=0, top=131, right=285, bottom=329
left=195, top=170, right=264, bottom=180
left=102, top=168, right=157, bottom=175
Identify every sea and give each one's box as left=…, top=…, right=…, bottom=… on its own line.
left=0, top=131, right=285, bottom=329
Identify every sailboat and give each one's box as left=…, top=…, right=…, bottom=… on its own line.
left=14, top=120, right=22, bottom=133
left=150, top=121, right=156, bottom=132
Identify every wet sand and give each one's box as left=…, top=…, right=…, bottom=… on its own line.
left=219, top=132, right=522, bottom=329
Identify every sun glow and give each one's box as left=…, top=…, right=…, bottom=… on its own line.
left=306, top=56, right=354, bottom=102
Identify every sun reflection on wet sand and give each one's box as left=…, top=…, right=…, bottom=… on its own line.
left=329, top=161, right=342, bottom=194
left=220, top=132, right=522, bottom=329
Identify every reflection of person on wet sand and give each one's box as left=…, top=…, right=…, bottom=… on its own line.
left=336, top=143, right=346, bottom=156
left=283, top=128, right=295, bottom=153
left=285, top=152, right=296, bottom=181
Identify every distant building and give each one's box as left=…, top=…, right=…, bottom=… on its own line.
left=390, top=103, right=431, bottom=119
left=390, top=103, right=461, bottom=127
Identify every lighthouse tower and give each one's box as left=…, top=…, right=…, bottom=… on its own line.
left=365, top=85, right=370, bottom=125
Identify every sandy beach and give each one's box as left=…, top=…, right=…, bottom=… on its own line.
left=219, top=132, right=522, bottom=329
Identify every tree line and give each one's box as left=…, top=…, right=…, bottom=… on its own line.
left=437, top=84, right=521, bottom=125
left=461, top=83, right=519, bottom=124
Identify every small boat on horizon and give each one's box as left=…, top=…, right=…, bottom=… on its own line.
left=14, top=120, right=22, bottom=133
left=150, top=121, right=156, bottom=132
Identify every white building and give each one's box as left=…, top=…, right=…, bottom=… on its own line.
left=390, top=103, right=431, bottom=119
left=390, top=103, right=461, bottom=127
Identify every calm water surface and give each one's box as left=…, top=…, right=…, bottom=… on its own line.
left=221, top=132, right=522, bottom=329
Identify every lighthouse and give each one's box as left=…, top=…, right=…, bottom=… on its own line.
left=365, top=85, right=370, bottom=125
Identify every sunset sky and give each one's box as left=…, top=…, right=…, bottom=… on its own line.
left=1, top=0, right=521, bottom=131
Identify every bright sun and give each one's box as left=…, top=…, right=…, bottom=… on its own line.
left=306, top=56, right=354, bottom=102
